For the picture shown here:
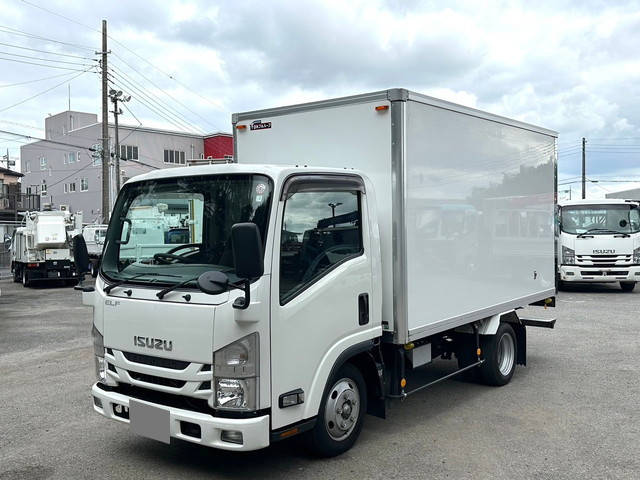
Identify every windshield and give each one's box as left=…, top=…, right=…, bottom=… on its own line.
left=561, top=204, right=640, bottom=234
left=101, top=174, right=273, bottom=286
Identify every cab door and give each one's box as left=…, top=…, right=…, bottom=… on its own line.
left=270, top=174, right=377, bottom=430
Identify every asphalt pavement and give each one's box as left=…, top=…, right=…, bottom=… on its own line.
left=1, top=278, right=638, bottom=479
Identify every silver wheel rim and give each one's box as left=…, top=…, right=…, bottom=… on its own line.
left=324, top=377, right=360, bottom=441
left=497, top=332, right=515, bottom=376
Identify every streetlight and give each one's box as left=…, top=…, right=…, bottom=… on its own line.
left=328, top=202, right=342, bottom=218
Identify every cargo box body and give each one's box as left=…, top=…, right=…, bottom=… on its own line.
left=233, top=88, right=557, bottom=344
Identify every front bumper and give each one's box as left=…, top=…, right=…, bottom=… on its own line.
left=559, top=265, right=640, bottom=283
left=91, top=383, right=270, bottom=451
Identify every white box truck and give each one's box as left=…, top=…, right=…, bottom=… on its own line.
left=557, top=199, right=640, bottom=290
left=76, top=89, right=557, bottom=456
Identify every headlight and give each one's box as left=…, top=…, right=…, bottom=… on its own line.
left=634, top=247, right=640, bottom=264
left=213, top=333, right=259, bottom=411
left=92, top=325, right=107, bottom=383
left=562, top=246, right=575, bottom=264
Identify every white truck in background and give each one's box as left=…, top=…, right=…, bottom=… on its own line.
left=83, top=224, right=108, bottom=277
left=11, top=210, right=82, bottom=287
left=557, top=199, right=640, bottom=291
left=76, top=89, right=557, bottom=456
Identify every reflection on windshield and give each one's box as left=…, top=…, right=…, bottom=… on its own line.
left=561, top=205, right=640, bottom=234
left=101, top=174, right=273, bottom=285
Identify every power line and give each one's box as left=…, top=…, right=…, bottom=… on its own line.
left=111, top=54, right=215, bottom=131
left=108, top=68, right=205, bottom=133
left=0, top=40, right=94, bottom=60
left=0, top=67, right=94, bottom=114
left=0, top=55, right=95, bottom=71
left=0, top=71, right=83, bottom=89
left=0, top=128, right=99, bottom=151
left=0, top=25, right=95, bottom=51
left=0, top=49, right=96, bottom=66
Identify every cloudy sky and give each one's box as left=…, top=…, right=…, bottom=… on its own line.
left=1, top=0, right=639, bottom=198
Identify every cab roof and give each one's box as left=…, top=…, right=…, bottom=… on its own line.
left=123, top=164, right=364, bottom=186
left=559, top=198, right=640, bottom=207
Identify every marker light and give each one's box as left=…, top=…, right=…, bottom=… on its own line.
left=375, top=105, right=389, bottom=111
left=236, top=125, right=247, bottom=130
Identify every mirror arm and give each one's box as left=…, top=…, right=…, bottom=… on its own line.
left=232, top=279, right=251, bottom=310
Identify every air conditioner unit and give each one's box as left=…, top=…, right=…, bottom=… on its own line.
left=59, top=205, right=69, bottom=212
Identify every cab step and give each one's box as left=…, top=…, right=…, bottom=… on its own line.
left=520, top=317, right=556, bottom=329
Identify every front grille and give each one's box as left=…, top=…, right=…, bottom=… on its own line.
left=198, top=381, right=211, bottom=391
left=128, top=370, right=186, bottom=388
left=577, top=254, right=631, bottom=267
left=122, top=351, right=190, bottom=370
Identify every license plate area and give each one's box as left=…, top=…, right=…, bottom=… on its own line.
left=129, top=400, right=170, bottom=444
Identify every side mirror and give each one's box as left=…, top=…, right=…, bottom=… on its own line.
left=3, top=234, right=10, bottom=251
left=230, top=223, right=264, bottom=310
left=231, top=223, right=264, bottom=280
left=197, top=270, right=229, bottom=295
left=73, top=234, right=90, bottom=274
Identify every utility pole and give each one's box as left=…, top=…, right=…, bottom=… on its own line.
left=109, top=89, right=131, bottom=193
left=100, top=19, right=110, bottom=223
left=581, top=137, right=586, bottom=199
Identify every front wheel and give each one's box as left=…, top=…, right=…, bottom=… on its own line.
left=306, top=363, right=367, bottom=457
left=620, top=281, right=636, bottom=292
left=479, top=323, right=517, bottom=386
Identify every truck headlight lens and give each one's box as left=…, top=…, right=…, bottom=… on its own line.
left=562, top=246, right=575, bottom=264
left=634, top=247, right=640, bottom=264
left=213, top=333, right=259, bottom=411
left=92, top=325, right=107, bottom=383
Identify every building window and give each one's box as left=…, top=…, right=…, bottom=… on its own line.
left=68, top=152, right=76, bottom=164
left=64, top=183, right=68, bottom=193
left=81, top=178, right=88, bottom=192
left=25, top=160, right=31, bottom=173
left=164, top=149, right=186, bottom=165
left=120, top=145, right=138, bottom=160
left=26, top=187, right=31, bottom=195
left=91, top=144, right=101, bottom=166
left=40, top=156, right=47, bottom=170
left=69, top=182, right=76, bottom=193
left=41, top=180, right=47, bottom=195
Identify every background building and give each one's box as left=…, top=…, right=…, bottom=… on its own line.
left=605, top=188, right=640, bottom=200
left=20, top=110, right=232, bottom=222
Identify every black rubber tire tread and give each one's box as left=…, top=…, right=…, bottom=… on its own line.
left=22, top=268, right=30, bottom=288
left=306, top=362, right=367, bottom=457
left=478, top=322, right=517, bottom=387
left=620, top=282, right=636, bottom=292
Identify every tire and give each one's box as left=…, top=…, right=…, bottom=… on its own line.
left=22, top=268, right=31, bottom=288
left=13, top=266, right=20, bottom=283
left=620, top=281, right=636, bottom=292
left=478, top=323, right=517, bottom=386
left=90, top=261, right=98, bottom=278
left=306, top=363, right=367, bottom=457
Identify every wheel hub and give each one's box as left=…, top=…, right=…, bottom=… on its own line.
left=324, top=378, right=360, bottom=441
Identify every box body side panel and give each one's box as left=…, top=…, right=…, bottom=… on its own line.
left=405, top=100, right=556, bottom=337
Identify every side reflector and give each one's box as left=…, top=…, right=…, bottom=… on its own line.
left=400, top=378, right=407, bottom=388
left=375, top=105, right=389, bottom=111
left=236, top=125, right=247, bottom=130
left=279, top=427, right=299, bottom=439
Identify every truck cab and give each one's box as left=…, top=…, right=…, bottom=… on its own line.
left=557, top=199, right=640, bottom=291
left=83, top=164, right=381, bottom=453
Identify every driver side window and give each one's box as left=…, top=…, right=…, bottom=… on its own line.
left=280, top=189, right=363, bottom=303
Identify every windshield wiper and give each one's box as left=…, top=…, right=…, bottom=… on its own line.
left=577, top=228, right=627, bottom=238
left=156, top=276, right=199, bottom=299
left=104, top=272, right=180, bottom=293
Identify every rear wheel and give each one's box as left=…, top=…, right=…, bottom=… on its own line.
left=22, top=268, right=31, bottom=288
left=306, top=363, right=367, bottom=457
left=620, top=281, right=636, bottom=292
left=13, top=265, right=20, bottom=283
left=90, top=261, right=98, bottom=278
left=479, top=323, right=517, bottom=386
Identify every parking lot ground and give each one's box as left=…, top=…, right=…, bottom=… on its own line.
left=1, top=278, right=639, bottom=480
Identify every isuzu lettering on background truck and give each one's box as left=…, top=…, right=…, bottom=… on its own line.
left=75, top=89, right=557, bottom=456
left=557, top=199, right=640, bottom=291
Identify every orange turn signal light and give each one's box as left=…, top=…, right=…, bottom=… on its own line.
left=400, top=378, right=407, bottom=388
left=236, top=125, right=247, bottom=130
left=375, top=105, right=389, bottom=111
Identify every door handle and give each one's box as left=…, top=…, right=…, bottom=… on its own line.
left=358, top=293, right=369, bottom=326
